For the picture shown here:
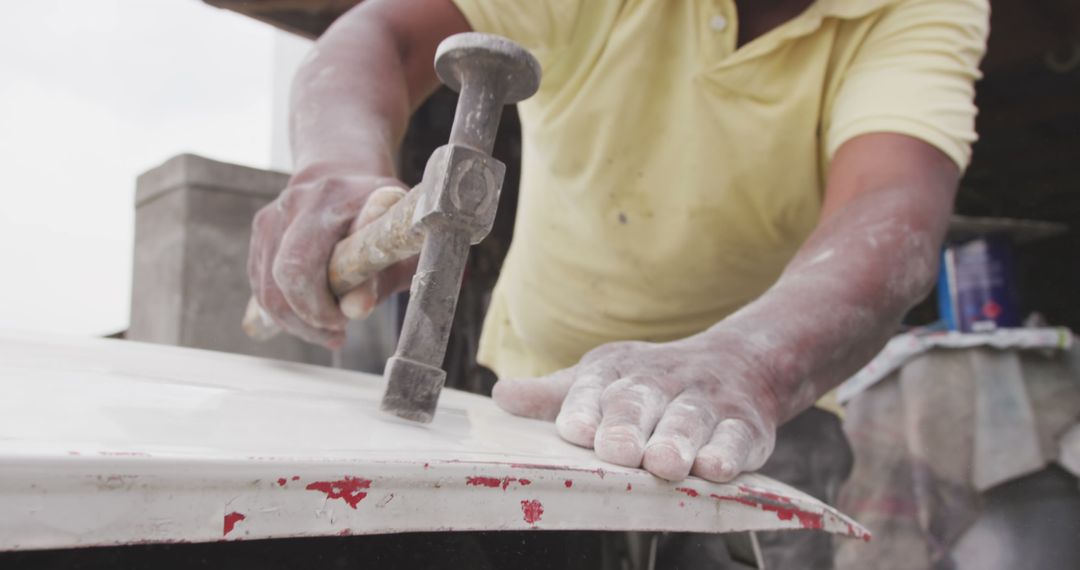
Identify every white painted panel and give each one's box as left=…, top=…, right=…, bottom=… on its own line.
left=0, top=333, right=869, bottom=550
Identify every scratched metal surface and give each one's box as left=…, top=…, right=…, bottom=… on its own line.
left=0, top=333, right=870, bottom=551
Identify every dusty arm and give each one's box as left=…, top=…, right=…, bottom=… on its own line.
left=493, top=133, right=960, bottom=482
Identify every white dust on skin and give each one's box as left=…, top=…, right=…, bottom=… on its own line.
left=721, top=188, right=944, bottom=420
left=503, top=338, right=782, bottom=483
left=489, top=175, right=950, bottom=484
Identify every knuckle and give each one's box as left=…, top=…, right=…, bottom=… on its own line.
left=252, top=205, right=275, bottom=227
left=278, top=187, right=303, bottom=213
left=601, top=376, right=663, bottom=405
left=260, top=291, right=291, bottom=317
left=272, top=259, right=313, bottom=294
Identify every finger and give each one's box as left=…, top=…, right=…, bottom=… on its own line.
left=554, top=370, right=614, bottom=447
left=642, top=391, right=719, bottom=481
left=692, top=418, right=774, bottom=483
left=339, top=281, right=377, bottom=320
left=249, top=212, right=344, bottom=349
left=339, top=257, right=418, bottom=320
left=348, top=186, right=407, bottom=233
left=338, top=187, right=410, bottom=320
left=273, top=211, right=348, bottom=332
left=492, top=367, right=579, bottom=421
left=592, top=377, right=670, bottom=467
left=256, top=281, right=345, bottom=349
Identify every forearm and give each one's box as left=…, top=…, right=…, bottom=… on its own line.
left=288, top=4, right=447, bottom=184
left=702, top=141, right=958, bottom=421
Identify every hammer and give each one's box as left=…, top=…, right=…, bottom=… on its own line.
left=243, top=33, right=541, bottom=423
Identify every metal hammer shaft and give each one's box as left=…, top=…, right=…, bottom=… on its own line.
left=380, top=34, right=542, bottom=422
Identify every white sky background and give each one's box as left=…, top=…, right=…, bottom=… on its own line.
left=0, top=0, right=289, bottom=336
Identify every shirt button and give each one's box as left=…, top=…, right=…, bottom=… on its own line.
left=710, top=15, right=728, bottom=31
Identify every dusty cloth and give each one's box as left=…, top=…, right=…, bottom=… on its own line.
left=838, top=327, right=1073, bottom=404
left=835, top=347, right=1080, bottom=569
left=450, top=0, right=990, bottom=380
left=657, top=407, right=854, bottom=569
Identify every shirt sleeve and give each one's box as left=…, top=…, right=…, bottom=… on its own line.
left=825, top=0, right=990, bottom=171
left=451, top=0, right=584, bottom=68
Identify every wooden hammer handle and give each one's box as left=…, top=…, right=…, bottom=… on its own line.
left=242, top=184, right=427, bottom=341
left=328, top=185, right=426, bottom=295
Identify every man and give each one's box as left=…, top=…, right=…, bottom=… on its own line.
left=249, top=0, right=987, bottom=562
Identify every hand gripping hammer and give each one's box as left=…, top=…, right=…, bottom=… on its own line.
left=242, top=33, right=541, bottom=423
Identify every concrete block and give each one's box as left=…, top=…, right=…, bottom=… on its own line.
left=128, top=153, right=330, bottom=365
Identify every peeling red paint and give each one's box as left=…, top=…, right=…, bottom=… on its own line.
left=466, top=476, right=503, bottom=488
left=738, top=485, right=791, bottom=505
left=675, top=487, right=699, bottom=497
left=564, top=479, right=573, bottom=488
left=338, top=529, right=353, bottom=536
left=423, top=463, right=430, bottom=469
left=521, top=499, right=544, bottom=525
left=276, top=478, right=287, bottom=487
left=626, top=483, right=632, bottom=491
left=305, top=477, right=372, bottom=509
left=846, top=522, right=872, bottom=542
left=466, top=476, right=530, bottom=490
left=223, top=512, right=246, bottom=536
left=291, top=476, right=300, bottom=481
left=710, top=493, right=756, bottom=508
left=509, top=463, right=606, bottom=478
left=709, top=492, right=824, bottom=530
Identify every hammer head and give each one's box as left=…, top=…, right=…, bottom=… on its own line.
left=378, top=33, right=540, bottom=424
left=435, top=33, right=542, bottom=105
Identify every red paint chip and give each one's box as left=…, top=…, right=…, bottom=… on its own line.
left=305, top=477, right=372, bottom=509
left=276, top=478, right=287, bottom=487
left=521, top=499, right=544, bottom=525
left=223, top=512, right=246, bottom=536
left=564, top=479, right=573, bottom=488
left=710, top=491, right=824, bottom=530
left=675, top=487, right=699, bottom=497
left=465, top=476, right=530, bottom=490
left=466, top=476, right=503, bottom=488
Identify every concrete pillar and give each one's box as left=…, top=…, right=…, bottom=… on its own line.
left=128, top=153, right=330, bottom=365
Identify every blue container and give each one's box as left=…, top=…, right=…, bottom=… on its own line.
left=937, top=234, right=1021, bottom=332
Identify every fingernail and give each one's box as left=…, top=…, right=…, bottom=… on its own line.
left=718, top=460, right=739, bottom=480
left=341, top=292, right=375, bottom=320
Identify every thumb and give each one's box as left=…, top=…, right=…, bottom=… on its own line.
left=492, top=367, right=578, bottom=421
left=349, top=185, right=407, bottom=233
left=339, top=185, right=408, bottom=319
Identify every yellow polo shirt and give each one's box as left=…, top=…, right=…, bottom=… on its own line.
left=452, top=0, right=989, bottom=380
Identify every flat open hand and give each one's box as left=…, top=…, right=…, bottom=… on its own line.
left=492, top=335, right=782, bottom=482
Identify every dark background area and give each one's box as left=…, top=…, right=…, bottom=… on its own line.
left=0, top=531, right=611, bottom=570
